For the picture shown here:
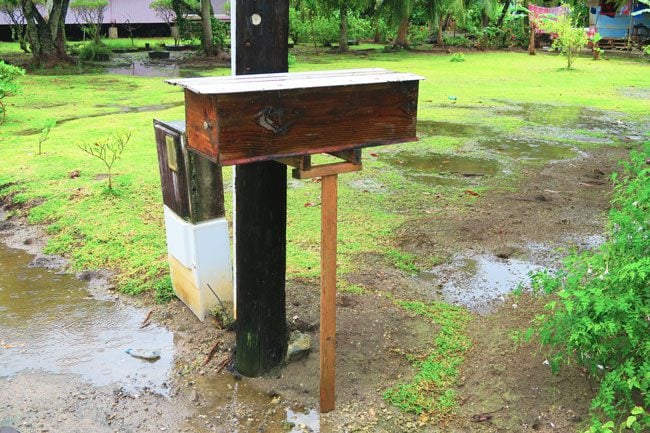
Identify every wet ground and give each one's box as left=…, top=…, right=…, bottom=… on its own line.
left=0, top=243, right=173, bottom=393
left=1, top=79, right=648, bottom=431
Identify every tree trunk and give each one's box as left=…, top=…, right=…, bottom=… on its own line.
left=338, top=4, right=348, bottom=52
left=437, top=16, right=444, bottom=47
left=496, top=0, right=511, bottom=28
left=528, top=25, right=536, bottom=55
left=481, top=10, right=489, bottom=28
left=201, top=0, right=214, bottom=56
left=394, top=15, right=409, bottom=48
left=22, top=0, right=73, bottom=67
left=373, top=15, right=380, bottom=43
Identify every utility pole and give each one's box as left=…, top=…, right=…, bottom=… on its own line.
left=233, top=0, right=290, bottom=376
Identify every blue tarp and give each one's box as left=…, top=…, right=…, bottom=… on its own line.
left=591, top=4, right=650, bottom=39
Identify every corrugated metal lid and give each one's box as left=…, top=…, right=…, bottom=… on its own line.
left=167, top=68, right=425, bottom=95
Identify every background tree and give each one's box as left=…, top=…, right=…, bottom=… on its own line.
left=20, top=0, right=73, bottom=66
left=200, top=0, right=214, bottom=55
left=379, top=0, right=416, bottom=48
left=419, top=0, right=465, bottom=47
left=0, top=0, right=29, bottom=53
left=150, top=0, right=180, bottom=45
left=0, top=60, right=24, bottom=123
left=319, top=0, right=372, bottom=52
left=70, top=0, right=108, bottom=44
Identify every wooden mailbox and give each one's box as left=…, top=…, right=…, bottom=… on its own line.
left=167, top=67, right=424, bottom=412
left=167, top=68, right=424, bottom=165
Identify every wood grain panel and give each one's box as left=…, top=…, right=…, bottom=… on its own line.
left=185, top=90, right=219, bottom=161
left=212, top=81, right=418, bottom=165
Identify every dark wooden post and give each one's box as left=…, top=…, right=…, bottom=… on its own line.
left=234, top=0, right=290, bottom=377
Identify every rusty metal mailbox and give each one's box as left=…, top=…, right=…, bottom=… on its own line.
left=167, top=68, right=423, bottom=166
left=153, top=120, right=224, bottom=224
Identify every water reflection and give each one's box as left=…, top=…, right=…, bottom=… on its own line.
left=0, top=244, right=173, bottom=393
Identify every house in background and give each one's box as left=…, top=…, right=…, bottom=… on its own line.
left=587, top=0, right=650, bottom=47
left=0, top=0, right=229, bottom=42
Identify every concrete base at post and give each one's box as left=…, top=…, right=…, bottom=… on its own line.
left=108, top=26, right=118, bottom=39
left=163, top=205, right=233, bottom=321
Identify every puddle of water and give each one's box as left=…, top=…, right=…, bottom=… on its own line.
left=287, top=408, right=320, bottom=432
left=0, top=244, right=173, bottom=393
left=493, top=101, right=647, bottom=140
left=422, top=254, right=543, bottom=313
left=186, top=374, right=318, bottom=432
left=108, top=61, right=181, bottom=78
left=382, top=151, right=500, bottom=186
left=479, top=136, right=578, bottom=161
left=417, top=120, right=497, bottom=138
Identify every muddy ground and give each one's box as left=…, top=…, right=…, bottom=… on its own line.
left=0, top=139, right=633, bottom=433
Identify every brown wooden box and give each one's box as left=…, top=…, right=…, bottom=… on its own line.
left=168, top=68, right=424, bottom=166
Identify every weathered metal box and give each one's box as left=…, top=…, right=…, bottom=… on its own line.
left=153, top=120, right=224, bottom=224
left=167, top=68, right=424, bottom=165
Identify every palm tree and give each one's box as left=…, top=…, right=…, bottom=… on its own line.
left=320, top=0, right=373, bottom=52
left=380, top=0, right=416, bottom=48
left=420, top=0, right=465, bottom=47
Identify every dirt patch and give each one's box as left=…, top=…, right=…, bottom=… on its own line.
left=0, top=143, right=635, bottom=432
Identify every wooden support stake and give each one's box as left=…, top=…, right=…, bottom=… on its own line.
left=320, top=174, right=338, bottom=413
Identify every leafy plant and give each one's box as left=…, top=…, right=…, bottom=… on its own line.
left=78, top=131, right=132, bottom=191
left=0, top=60, right=24, bottom=124
left=590, top=32, right=604, bottom=60
left=78, top=40, right=111, bottom=61
left=529, top=144, right=650, bottom=432
left=37, top=119, right=56, bottom=155
left=539, top=10, right=588, bottom=69
left=450, top=52, right=466, bottom=62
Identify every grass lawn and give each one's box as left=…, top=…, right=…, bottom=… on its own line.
left=1, top=44, right=648, bottom=422
left=0, top=47, right=648, bottom=298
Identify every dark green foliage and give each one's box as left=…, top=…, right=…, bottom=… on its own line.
left=0, top=60, right=24, bottom=123
left=78, top=41, right=111, bottom=61
left=530, top=144, right=650, bottom=432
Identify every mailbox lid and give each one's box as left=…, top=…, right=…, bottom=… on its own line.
left=167, top=68, right=425, bottom=95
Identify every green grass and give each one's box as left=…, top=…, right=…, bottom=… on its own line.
left=384, top=300, right=472, bottom=417
left=0, top=47, right=648, bottom=296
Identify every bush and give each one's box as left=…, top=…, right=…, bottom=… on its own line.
left=408, top=25, right=429, bottom=45
left=0, top=60, right=25, bottom=124
left=347, top=13, right=374, bottom=41
left=539, top=12, right=588, bottom=69
left=78, top=41, right=111, bottom=61
left=444, top=35, right=473, bottom=47
left=529, top=144, right=650, bottom=432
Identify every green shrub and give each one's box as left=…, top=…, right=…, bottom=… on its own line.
left=408, top=24, right=429, bottom=45
left=0, top=60, right=25, bottom=123
left=444, top=35, right=473, bottom=47
left=312, top=15, right=339, bottom=45
left=347, top=13, right=374, bottom=41
left=539, top=12, right=588, bottom=69
left=529, top=144, right=650, bottom=432
left=78, top=41, right=111, bottom=61
left=450, top=52, right=465, bottom=62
